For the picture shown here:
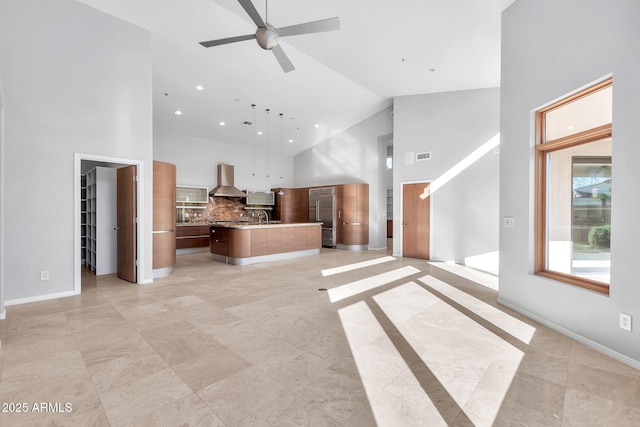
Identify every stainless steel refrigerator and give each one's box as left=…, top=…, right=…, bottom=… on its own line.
left=309, top=187, right=336, bottom=247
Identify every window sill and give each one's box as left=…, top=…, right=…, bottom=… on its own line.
left=536, top=270, right=610, bottom=295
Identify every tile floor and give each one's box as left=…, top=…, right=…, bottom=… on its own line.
left=0, top=246, right=639, bottom=426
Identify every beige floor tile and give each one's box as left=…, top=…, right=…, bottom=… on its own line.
left=99, top=367, right=193, bottom=426
left=172, top=346, right=251, bottom=391
left=197, top=365, right=289, bottom=425
left=1, top=250, right=638, bottom=426
left=120, top=393, right=224, bottom=427
left=139, top=319, right=223, bottom=366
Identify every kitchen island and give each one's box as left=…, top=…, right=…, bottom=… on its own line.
left=209, top=222, right=322, bottom=265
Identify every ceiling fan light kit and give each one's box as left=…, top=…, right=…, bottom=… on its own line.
left=199, top=0, right=340, bottom=73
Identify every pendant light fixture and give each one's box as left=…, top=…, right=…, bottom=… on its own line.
left=249, top=104, right=257, bottom=193
left=278, top=113, right=285, bottom=196
left=264, top=108, right=273, bottom=194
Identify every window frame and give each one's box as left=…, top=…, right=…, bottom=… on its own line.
left=534, top=78, right=612, bottom=294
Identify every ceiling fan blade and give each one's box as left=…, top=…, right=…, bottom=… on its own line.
left=272, top=44, right=295, bottom=73
left=237, top=0, right=265, bottom=28
left=278, top=17, right=340, bottom=37
left=199, top=33, right=256, bottom=48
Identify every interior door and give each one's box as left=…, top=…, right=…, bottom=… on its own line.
left=402, top=182, right=430, bottom=259
left=117, top=165, right=137, bottom=282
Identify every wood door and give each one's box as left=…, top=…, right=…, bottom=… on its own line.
left=402, top=182, right=430, bottom=259
left=117, top=165, right=137, bottom=282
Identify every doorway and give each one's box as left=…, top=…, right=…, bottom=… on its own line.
left=74, top=153, right=145, bottom=294
left=401, top=181, right=431, bottom=259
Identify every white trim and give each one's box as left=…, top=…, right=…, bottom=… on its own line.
left=497, top=297, right=640, bottom=371
left=74, top=153, right=148, bottom=294
left=0, top=79, right=5, bottom=318
left=399, top=180, right=432, bottom=258
left=0, top=309, right=5, bottom=320
left=6, top=291, right=76, bottom=307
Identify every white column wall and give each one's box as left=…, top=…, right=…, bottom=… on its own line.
left=499, top=0, right=640, bottom=367
left=393, top=88, right=501, bottom=267
left=0, top=0, right=153, bottom=301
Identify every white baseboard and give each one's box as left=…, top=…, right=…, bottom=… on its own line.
left=5, top=290, right=76, bottom=307
left=497, top=297, right=640, bottom=371
left=0, top=309, right=6, bottom=320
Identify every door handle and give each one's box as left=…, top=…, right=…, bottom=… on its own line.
left=114, top=227, right=121, bottom=230
left=402, top=223, right=408, bottom=226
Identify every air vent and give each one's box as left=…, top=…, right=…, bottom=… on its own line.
left=242, top=121, right=252, bottom=126
left=416, top=152, right=431, bottom=161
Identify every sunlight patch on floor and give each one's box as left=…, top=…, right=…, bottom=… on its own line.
left=371, top=282, right=523, bottom=426
left=418, top=275, right=536, bottom=344
left=428, top=261, right=499, bottom=291
left=338, top=299, right=449, bottom=426
left=321, top=256, right=396, bottom=277
left=327, top=266, right=420, bottom=303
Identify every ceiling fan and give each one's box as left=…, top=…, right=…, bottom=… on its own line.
left=199, top=0, right=340, bottom=73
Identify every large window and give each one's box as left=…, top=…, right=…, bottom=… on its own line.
left=535, top=78, right=612, bottom=294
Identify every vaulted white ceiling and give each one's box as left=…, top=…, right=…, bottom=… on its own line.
left=77, top=0, right=515, bottom=155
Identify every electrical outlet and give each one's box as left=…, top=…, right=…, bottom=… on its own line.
left=40, top=270, right=49, bottom=281
left=620, top=313, right=632, bottom=332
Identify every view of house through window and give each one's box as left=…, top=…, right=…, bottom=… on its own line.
left=535, top=78, right=612, bottom=294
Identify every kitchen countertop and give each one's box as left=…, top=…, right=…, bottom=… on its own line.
left=209, top=222, right=321, bottom=229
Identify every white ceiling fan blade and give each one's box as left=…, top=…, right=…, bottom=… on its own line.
left=237, top=0, right=265, bottom=28
left=272, top=44, right=295, bottom=73
left=199, top=33, right=256, bottom=48
left=278, top=17, right=340, bottom=37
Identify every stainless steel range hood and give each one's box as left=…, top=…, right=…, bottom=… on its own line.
left=209, top=164, right=246, bottom=198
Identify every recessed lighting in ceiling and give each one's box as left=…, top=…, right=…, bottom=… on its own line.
left=289, top=139, right=294, bottom=143
left=257, top=131, right=263, bottom=135
left=314, top=124, right=320, bottom=128
left=195, top=85, right=204, bottom=91
left=568, top=125, right=575, bottom=130
left=219, top=121, right=225, bottom=126
left=174, top=110, right=182, bottom=115
left=428, top=68, right=436, bottom=72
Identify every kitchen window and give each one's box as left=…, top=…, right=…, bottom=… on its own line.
left=534, top=78, right=612, bottom=294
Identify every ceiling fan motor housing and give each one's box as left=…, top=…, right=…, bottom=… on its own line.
left=256, top=24, right=279, bottom=50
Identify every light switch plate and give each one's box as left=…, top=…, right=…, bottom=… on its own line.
left=503, top=217, right=515, bottom=228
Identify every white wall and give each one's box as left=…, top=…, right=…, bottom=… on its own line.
left=293, top=107, right=393, bottom=250
left=393, top=88, right=500, bottom=266
left=500, top=0, right=640, bottom=367
left=0, top=0, right=153, bottom=301
left=154, top=133, right=294, bottom=191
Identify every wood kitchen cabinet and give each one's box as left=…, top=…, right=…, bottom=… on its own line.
left=176, top=225, right=210, bottom=249
left=153, top=161, right=177, bottom=277
left=209, top=227, right=230, bottom=256
left=336, top=183, right=369, bottom=248
left=273, top=188, right=309, bottom=223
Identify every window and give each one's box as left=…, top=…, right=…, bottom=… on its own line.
left=534, top=78, right=612, bottom=294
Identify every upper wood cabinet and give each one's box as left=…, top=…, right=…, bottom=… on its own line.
left=273, top=187, right=309, bottom=223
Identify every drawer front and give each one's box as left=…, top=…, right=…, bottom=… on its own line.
left=176, top=236, right=209, bottom=249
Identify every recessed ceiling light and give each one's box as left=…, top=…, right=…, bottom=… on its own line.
left=219, top=121, right=225, bottom=126
left=174, top=110, right=182, bottom=115
left=195, top=85, right=204, bottom=91
left=568, top=125, right=575, bottom=129
left=289, top=139, right=294, bottom=143
left=257, top=131, right=263, bottom=135
left=314, top=124, right=320, bottom=128
left=428, top=68, right=436, bottom=72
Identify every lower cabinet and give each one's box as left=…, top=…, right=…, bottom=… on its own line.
left=177, top=225, right=210, bottom=250
left=210, top=225, right=321, bottom=260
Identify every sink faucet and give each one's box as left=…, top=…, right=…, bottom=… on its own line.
left=257, top=210, right=269, bottom=224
